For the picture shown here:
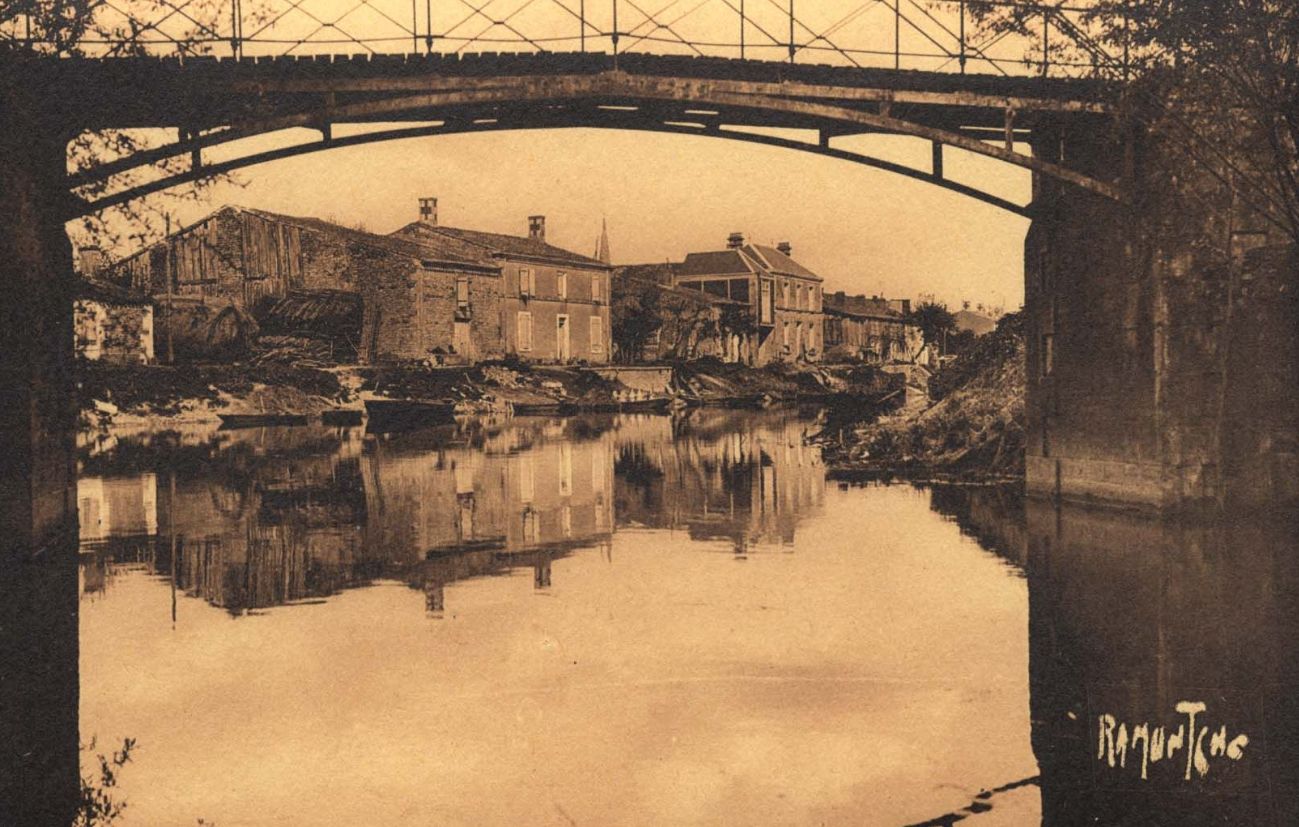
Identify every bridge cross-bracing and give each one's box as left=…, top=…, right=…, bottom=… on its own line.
left=2, top=1, right=1132, bottom=76
left=32, top=51, right=1120, bottom=218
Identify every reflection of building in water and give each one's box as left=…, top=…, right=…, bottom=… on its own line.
left=78, top=419, right=614, bottom=616
left=1023, top=502, right=1299, bottom=826
left=612, top=409, right=824, bottom=552
left=77, top=474, right=158, bottom=546
left=364, top=418, right=614, bottom=612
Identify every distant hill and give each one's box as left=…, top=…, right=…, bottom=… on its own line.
left=953, top=309, right=997, bottom=336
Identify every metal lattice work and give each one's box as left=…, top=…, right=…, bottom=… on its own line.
left=1, top=0, right=1131, bottom=77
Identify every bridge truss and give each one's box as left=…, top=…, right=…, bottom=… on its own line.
left=2, top=2, right=1131, bottom=218
left=3, top=0, right=1132, bottom=76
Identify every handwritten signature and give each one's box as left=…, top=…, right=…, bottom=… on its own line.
left=1097, top=701, right=1249, bottom=781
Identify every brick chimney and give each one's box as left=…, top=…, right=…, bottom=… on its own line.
left=727, top=232, right=744, bottom=249
left=78, top=246, right=106, bottom=277
left=528, top=215, right=546, bottom=241
left=418, top=197, right=438, bottom=225
left=776, top=241, right=792, bottom=256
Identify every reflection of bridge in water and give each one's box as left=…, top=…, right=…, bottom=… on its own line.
left=925, top=485, right=1299, bottom=826
left=74, top=410, right=826, bottom=615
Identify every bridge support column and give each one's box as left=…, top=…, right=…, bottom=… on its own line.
left=1025, top=125, right=1298, bottom=513
left=0, top=64, right=81, bottom=827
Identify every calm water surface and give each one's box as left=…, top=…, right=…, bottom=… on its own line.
left=78, top=410, right=1038, bottom=826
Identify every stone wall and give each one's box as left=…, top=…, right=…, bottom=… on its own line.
left=74, top=300, right=154, bottom=365
left=114, top=208, right=505, bottom=363
left=501, top=260, right=611, bottom=362
left=1025, top=124, right=1298, bottom=512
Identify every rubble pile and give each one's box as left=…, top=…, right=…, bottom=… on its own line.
left=820, top=312, right=1026, bottom=479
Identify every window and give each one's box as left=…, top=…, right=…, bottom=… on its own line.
left=729, top=279, right=750, bottom=303
left=519, top=267, right=534, bottom=297
left=590, top=315, right=604, bottom=352
left=456, top=277, right=469, bottom=311
left=557, top=271, right=567, bottom=300
left=1041, top=333, right=1055, bottom=376
left=517, top=311, right=533, bottom=351
left=591, top=275, right=603, bottom=303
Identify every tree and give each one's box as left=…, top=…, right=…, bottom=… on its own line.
left=969, top=0, right=1299, bottom=246
left=906, top=301, right=957, bottom=348
left=611, top=278, right=665, bottom=363
left=4, top=1, right=262, bottom=256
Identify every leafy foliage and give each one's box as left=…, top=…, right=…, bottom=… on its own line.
left=75, top=737, right=136, bottom=826
left=905, top=301, right=957, bottom=347
left=970, top=0, right=1299, bottom=245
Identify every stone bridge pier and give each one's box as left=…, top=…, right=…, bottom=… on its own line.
left=1024, top=124, right=1298, bottom=513
left=0, top=74, right=81, bottom=827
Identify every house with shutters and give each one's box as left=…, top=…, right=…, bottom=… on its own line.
left=392, top=198, right=613, bottom=363
left=671, top=233, right=825, bottom=366
left=107, top=205, right=504, bottom=364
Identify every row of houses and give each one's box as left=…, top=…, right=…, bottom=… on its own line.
left=75, top=199, right=924, bottom=369
left=614, top=234, right=925, bottom=367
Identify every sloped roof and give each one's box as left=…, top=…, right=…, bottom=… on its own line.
left=256, top=289, right=363, bottom=330
left=74, top=276, right=151, bottom=306
left=393, top=221, right=609, bottom=269
left=243, top=208, right=500, bottom=272
left=675, top=250, right=758, bottom=278
left=742, top=244, right=822, bottom=281
left=674, top=245, right=823, bottom=282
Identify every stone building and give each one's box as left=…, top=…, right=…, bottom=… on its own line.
left=393, top=199, right=613, bottom=363
left=110, top=205, right=504, bottom=364
left=611, top=265, right=749, bottom=363
left=822, top=291, right=925, bottom=364
left=72, top=276, right=155, bottom=365
left=670, top=234, right=825, bottom=366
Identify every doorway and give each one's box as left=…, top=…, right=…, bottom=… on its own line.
left=556, top=314, right=570, bottom=361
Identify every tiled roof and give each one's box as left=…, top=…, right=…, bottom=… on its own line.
left=393, top=222, right=609, bottom=269
left=674, top=250, right=757, bottom=277
left=674, top=245, right=823, bottom=282
left=743, top=244, right=822, bottom=281
left=243, top=208, right=499, bottom=271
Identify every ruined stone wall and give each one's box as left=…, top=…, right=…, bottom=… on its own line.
left=73, top=300, right=154, bottom=365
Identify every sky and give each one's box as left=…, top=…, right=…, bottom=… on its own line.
left=107, top=126, right=1030, bottom=311
left=65, top=0, right=1042, bottom=310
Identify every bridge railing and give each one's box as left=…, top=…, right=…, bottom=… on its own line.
left=1, top=0, right=1129, bottom=78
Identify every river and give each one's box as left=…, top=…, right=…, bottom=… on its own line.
left=73, top=409, right=1299, bottom=826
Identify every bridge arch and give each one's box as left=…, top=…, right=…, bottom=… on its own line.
left=67, top=67, right=1120, bottom=218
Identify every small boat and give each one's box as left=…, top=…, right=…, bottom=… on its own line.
left=617, top=396, right=674, bottom=413
left=364, top=398, right=456, bottom=430
left=218, top=413, right=310, bottom=428
left=511, top=401, right=565, bottom=416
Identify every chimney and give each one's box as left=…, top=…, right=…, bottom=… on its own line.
left=727, top=232, right=744, bottom=249
left=776, top=241, right=792, bottom=256
left=418, top=197, right=438, bottom=225
left=528, top=215, right=546, bottom=242
left=78, top=246, right=106, bottom=277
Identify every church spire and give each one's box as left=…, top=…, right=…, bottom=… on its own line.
left=594, top=218, right=611, bottom=265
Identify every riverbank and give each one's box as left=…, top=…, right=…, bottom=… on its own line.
left=817, top=312, right=1026, bottom=482
left=76, top=358, right=906, bottom=433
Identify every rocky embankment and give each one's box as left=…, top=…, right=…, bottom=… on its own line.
left=77, top=358, right=904, bottom=432
left=818, top=312, right=1026, bottom=481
